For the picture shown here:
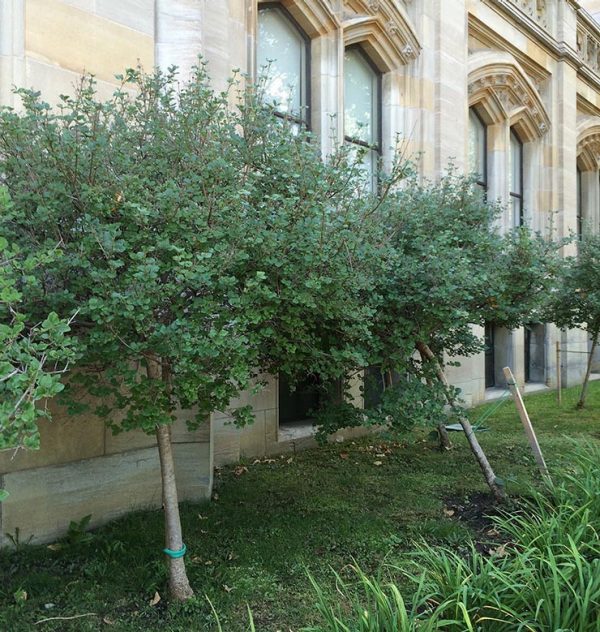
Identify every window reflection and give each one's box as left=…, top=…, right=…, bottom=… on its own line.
left=468, top=109, right=487, bottom=194
left=258, top=6, right=309, bottom=127
left=344, top=47, right=381, bottom=191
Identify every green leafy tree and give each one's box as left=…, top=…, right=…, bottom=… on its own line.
left=0, top=197, right=78, bottom=504
left=316, top=172, right=559, bottom=501
left=548, top=234, right=600, bottom=409
left=0, top=66, right=386, bottom=598
left=0, top=227, right=78, bottom=454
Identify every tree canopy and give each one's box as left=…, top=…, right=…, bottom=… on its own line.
left=547, top=234, right=600, bottom=408
left=0, top=64, right=392, bottom=598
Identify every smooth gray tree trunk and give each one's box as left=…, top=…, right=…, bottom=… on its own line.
left=577, top=331, right=598, bottom=410
left=147, top=356, right=194, bottom=601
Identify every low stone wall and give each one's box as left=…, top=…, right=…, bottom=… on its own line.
left=0, top=407, right=212, bottom=547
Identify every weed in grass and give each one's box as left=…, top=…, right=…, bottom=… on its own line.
left=4, top=527, right=34, bottom=551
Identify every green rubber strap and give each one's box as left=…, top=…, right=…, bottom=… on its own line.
left=163, top=544, right=187, bottom=559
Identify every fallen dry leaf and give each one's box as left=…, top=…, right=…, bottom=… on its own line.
left=373, top=461, right=383, bottom=466
left=149, top=592, right=161, bottom=607
left=234, top=465, right=248, bottom=477
left=443, top=508, right=455, bottom=517
left=286, top=457, right=293, bottom=464
left=47, top=543, right=62, bottom=552
left=102, top=616, right=116, bottom=625
left=490, top=543, right=508, bottom=558
left=339, top=452, right=350, bottom=460
left=223, top=584, right=233, bottom=593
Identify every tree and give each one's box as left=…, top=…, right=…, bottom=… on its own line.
left=0, top=221, right=78, bottom=454
left=548, top=234, right=600, bottom=409
left=0, top=194, right=78, bottom=503
left=317, top=172, right=559, bottom=501
left=0, top=65, right=386, bottom=598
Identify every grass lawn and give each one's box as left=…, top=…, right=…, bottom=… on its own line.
left=1, top=382, right=599, bottom=631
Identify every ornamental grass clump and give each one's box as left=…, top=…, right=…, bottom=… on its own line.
left=305, top=445, right=600, bottom=631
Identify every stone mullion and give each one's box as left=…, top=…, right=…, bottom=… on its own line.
left=313, top=26, right=343, bottom=157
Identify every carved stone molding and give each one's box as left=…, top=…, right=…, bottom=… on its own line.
left=342, top=0, right=420, bottom=69
left=468, top=51, right=550, bottom=140
left=577, top=22, right=600, bottom=78
left=577, top=119, right=600, bottom=171
left=504, top=0, right=549, bottom=30
left=262, top=0, right=340, bottom=37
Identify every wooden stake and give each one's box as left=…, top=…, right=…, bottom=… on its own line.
left=503, top=367, right=551, bottom=484
left=556, top=341, right=562, bottom=406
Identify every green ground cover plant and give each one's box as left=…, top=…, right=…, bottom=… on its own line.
left=309, top=444, right=600, bottom=631
left=0, top=382, right=598, bottom=631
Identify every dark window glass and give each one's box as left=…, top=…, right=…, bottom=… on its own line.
left=577, top=167, right=583, bottom=241
left=469, top=109, right=487, bottom=194
left=509, top=129, right=524, bottom=227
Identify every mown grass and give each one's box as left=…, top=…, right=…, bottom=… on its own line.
left=1, top=382, right=599, bottom=631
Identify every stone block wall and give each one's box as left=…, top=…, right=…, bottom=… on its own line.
left=0, top=407, right=212, bottom=547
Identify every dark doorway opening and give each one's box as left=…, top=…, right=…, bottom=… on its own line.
left=278, top=375, right=343, bottom=441
left=525, top=323, right=546, bottom=384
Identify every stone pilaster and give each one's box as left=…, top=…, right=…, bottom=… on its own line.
left=432, top=0, right=468, bottom=175
left=0, top=0, right=25, bottom=107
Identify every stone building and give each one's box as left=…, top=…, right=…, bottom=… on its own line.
left=1, top=0, right=599, bottom=545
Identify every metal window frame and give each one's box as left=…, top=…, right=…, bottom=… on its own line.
left=469, top=107, right=488, bottom=193
left=343, top=44, right=383, bottom=190
left=343, top=44, right=383, bottom=154
left=577, top=166, right=583, bottom=241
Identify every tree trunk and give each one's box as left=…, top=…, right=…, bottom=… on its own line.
left=419, top=355, right=453, bottom=451
left=577, top=331, right=598, bottom=410
left=437, top=422, right=452, bottom=452
left=147, top=356, right=194, bottom=601
left=416, top=342, right=506, bottom=501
